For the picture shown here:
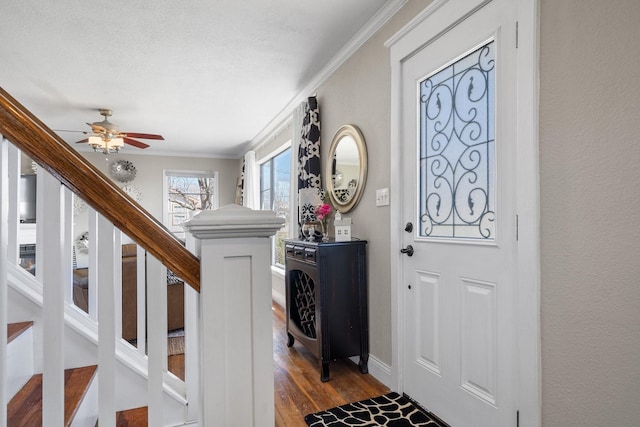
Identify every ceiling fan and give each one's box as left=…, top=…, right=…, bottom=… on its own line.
left=62, top=109, right=164, bottom=154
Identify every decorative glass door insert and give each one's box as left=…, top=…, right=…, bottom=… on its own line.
left=419, top=40, right=495, bottom=240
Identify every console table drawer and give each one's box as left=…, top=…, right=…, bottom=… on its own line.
left=285, top=243, right=317, bottom=264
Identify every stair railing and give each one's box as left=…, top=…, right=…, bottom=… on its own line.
left=1, top=87, right=283, bottom=427
left=1, top=139, right=196, bottom=425
left=0, top=87, right=199, bottom=290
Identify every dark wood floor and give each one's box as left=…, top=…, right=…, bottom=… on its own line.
left=272, top=303, right=390, bottom=426
left=167, top=303, right=389, bottom=426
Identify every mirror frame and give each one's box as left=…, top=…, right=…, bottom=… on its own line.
left=325, top=124, right=368, bottom=213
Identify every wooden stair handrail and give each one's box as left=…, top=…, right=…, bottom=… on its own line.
left=0, top=87, right=200, bottom=291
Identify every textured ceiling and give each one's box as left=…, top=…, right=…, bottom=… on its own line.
left=0, top=0, right=390, bottom=157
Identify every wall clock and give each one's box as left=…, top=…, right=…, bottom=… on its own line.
left=110, top=159, right=137, bottom=183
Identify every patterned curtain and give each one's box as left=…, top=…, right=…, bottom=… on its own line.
left=242, top=151, right=259, bottom=209
left=238, top=158, right=245, bottom=206
left=298, top=96, right=321, bottom=190
left=297, top=96, right=323, bottom=225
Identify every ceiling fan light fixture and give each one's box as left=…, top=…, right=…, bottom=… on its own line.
left=88, top=135, right=104, bottom=150
left=68, top=109, right=163, bottom=155
left=88, top=135, right=124, bottom=154
left=110, top=137, right=124, bottom=149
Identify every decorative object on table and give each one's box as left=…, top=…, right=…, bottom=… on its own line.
left=333, top=211, right=352, bottom=242
left=121, top=184, right=143, bottom=202
left=314, top=202, right=332, bottom=242
left=304, top=392, right=443, bottom=427
left=110, top=159, right=137, bottom=183
left=301, top=222, right=322, bottom=242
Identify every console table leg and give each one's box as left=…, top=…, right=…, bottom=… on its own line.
left=286, top=333, right=295, bottom=348
left=359, top=354, right=369, bottom=374
left=321, top=360, right=330, bottom=382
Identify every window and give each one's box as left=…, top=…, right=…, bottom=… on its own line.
left=163, top=170, right=218, bottom=240
left=260, top=147, right=291, bottom=267
left=419, top=40, right=496, bottom=239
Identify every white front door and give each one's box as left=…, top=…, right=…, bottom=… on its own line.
left=400, top=1, right=518, bottom=425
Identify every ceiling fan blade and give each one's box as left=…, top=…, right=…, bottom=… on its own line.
left=74, top=138, right=89, bottom=144
left=55, top=129, right=87, bottom=133
left=122, top=132, right=164, bottom=140
left=123, top=137, right=150, bottom=149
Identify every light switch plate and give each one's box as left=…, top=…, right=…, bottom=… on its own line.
left=376, top=188, right=390, bottom=207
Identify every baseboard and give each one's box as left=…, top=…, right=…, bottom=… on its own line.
left=349, top=354, right=392, bottom=389
left=368, top=355, right=393, bottom=388
left=271, top=289, right=285, bottom=309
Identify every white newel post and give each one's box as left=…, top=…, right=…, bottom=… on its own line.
left=183, top=205, right=284, bottom=427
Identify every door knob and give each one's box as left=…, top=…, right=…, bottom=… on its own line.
left=400, top=245, right=414, bottom=257
left=404, top=222, right=413, bottom=233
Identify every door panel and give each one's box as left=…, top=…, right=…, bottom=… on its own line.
left=414, top=271, right=440, bottom=374
left=460, top=278, right=497, bottom=405
left=400, top=0, right=517, bottom=425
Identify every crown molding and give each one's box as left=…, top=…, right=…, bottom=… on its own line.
left=248, top=0, right=408, bottom=150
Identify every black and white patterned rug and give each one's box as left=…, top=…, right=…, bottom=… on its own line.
left=304, top=392, right=444, bottom=426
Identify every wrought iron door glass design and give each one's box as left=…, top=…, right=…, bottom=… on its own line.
left=419, top=40, right=495, bottom=239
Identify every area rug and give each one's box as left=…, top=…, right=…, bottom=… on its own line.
left=304, top=392, right=444, bottom=426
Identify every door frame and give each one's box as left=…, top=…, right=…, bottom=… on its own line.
left=386, top=0, right=540, bottom=426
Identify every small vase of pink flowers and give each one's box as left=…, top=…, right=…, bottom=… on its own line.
left=314, top=203, right=332, bottom=242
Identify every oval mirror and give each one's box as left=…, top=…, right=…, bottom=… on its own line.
left=326, top=124, right=367, bottom=213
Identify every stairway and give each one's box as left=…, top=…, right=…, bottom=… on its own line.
left=6, top=322, right=98, bottom=426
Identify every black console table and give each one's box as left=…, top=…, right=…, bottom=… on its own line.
left=284, top=239, right=368, bottom=382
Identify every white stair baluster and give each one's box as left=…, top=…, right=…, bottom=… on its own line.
left=1, top=137, right=9, bottom=426
left=136, top=245, right=146, bottom=356
left=113, top=230, right=123, bottom=341
left=87, top=208, right=98, bottom=320
left=6, top=144, right=19, bottom=265
left=40, top=170, right=65, bottom=427
left=146, top=253, right=167, bottom=426
left=97, top=215, right=116, bottom=427
left=185, top=232, right=200, bottom=422
left=62, top=186, right=74, bottom=305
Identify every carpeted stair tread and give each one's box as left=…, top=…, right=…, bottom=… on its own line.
left=7, top=365, right=97, bottom=427
left=7, top=321, right=33, bottom=344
